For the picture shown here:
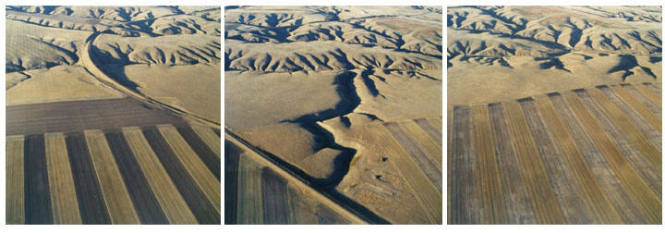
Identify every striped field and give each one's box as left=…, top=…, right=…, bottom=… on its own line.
left=224, top=116, right=443, bottom=224
left=6, top=124, right=221, bottom=224
left=448, top=82, right=662, bottom=224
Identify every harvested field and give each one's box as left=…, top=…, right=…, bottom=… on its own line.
left=225, top=116, right=443, bottom=224
left=261, top=167, right=290, bottom=224
left=158, top=125, right=220, bottom=213
left=385, top=122, right=442, bottom=192
left=45, top=133, right=82, bottom=224
left=6, top=124, right=221, bottom=224
left=6, top=98, right=185, bottom=136
left=105, top=130, right=168, bottom=224
left=448, top=83, right=662, bottom=224
left=367, top=119, right=442, bottom=224
left=225, top=132, right=366, bottom=224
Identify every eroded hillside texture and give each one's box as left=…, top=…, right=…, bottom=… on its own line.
left=448, top=6, right=661, bottom=105
left=225, top=6, right=442, bottom=224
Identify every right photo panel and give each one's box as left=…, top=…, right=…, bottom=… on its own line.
left=448, top=6, right=662, bottom=224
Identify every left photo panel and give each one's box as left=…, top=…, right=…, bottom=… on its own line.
left=6, top=6, right=221, bottom=224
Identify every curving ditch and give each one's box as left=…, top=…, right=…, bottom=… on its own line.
left=283, top=71, right=360, bottom=187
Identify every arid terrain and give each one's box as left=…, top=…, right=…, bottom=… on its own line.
left=6, top=6, right=221, bottom=224
left=448, top=6, right=661, bottom=224
left=225, top=6, right=442, bottom=224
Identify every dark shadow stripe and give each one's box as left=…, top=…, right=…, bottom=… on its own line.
left=142, top=126, right=220, bottom=224
left=176, top=126, right=220, bottom=180
left=65, top=132, right=111, bottom=224
left=224, top=140, right=240, bottom=224
left=104, top=130, right=169, bottom=224
left=261, top=167, right=290, bottom=224
left=213, top=128, right=221, bottom=137
left=24, top=134, right=53, bottom=224
left=449, top=106, right=475, bottom=224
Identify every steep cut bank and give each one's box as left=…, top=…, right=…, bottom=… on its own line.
left=283, top=71, right=360, bottom=186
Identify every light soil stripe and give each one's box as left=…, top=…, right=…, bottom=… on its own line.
left=471, top=105, right=507, bottom=224
left=385, top=122, right=441, bottom=192
left=561, top=92, right=661, bottom=224
left=520, top=99, right=593, bottom=223
left=583, top=89, right=661, bottom=194
left=122, top=127, right=197, bottom=224
left=503, top=101, right=565, bottom=224
left=157, top=124, right=221, bottom=213
left=611, top=85, right=661, bottom=133
left=377, top=125, right=442, bottom=224
left=84, top=130, right=140, bottom=224
left=633, top=83, right=661, bottom=108
left=534, top=96, right=623, bottom=224
left=6, top=135, right=25, bottom=224
left=192, top=125, right=221, bottom=158
left=401, top=120, right=442, bottom=169
left=598, top=86, right=661, bottom=150
left=237, top=153, right=264, bottom=224
left=488, top=103, right=535, bottom=223
left=449, top=106, right=478, bottom=224
left=45, top=133, right=82, bottom=224
left=624, top=84, right=660, bottom=114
